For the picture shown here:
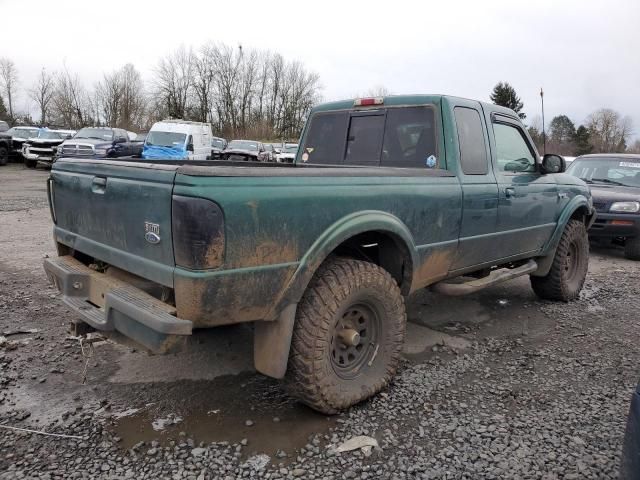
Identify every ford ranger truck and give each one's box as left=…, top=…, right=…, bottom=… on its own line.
left=44, top=94, right=595, bottom=414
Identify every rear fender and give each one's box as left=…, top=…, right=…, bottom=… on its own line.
left=254, top=211, right=417, bottom=379
left=277, top=210, right=418, bottom=308
left=532, top=195, right=594, bottom=277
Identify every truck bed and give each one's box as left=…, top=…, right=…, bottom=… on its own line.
left=48, top=157, right=462, bottom=330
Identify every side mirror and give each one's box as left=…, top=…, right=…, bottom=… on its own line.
left=186, top=143, right=194, bottom=152
left=115, top=137, right=127, bottom=144
left=541, top=154, right=565, bottom=174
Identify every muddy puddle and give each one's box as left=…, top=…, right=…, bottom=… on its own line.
left=109, top=372, right=335, bottom=459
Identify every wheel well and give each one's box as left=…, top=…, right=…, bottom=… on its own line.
left=570, top=206, right=590, bottom=224
left=331, top=231, right=413, bottom=295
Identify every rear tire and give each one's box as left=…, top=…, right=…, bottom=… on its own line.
left=0, top=146, right=8, bottom=166
left=624, top=238, right=640, bottom=260
left=530, top=219, right=589, bottom=301
left=285, top=257, right=406, bottom=414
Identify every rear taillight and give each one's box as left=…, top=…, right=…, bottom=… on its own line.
left=172, top=195, right=225, bottom=270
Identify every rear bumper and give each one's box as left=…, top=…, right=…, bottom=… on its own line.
left=588, top=213, right=640, bottom=238
left=44, top=255, right=192, bottom=353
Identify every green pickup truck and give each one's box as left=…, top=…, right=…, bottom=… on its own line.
left=44, top=95, right=594, bottom=413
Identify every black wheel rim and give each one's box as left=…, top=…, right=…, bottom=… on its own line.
left=330, top=302, right=380, bottom=379
left=565, top=240, right=580, bottom=288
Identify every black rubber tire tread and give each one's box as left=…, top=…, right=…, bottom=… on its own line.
left=624, top=238, right=640, bottom=260
left=285, top=256, right=406, bottom=414
left=0, top=146, right=8, bottom=166
left=530, top=219, right=589, bottom=301
left=24, top=159, right=37, bottom=169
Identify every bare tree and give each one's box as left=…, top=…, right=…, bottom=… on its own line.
left=154, top=46, right=194, bottom=119
left=97, top=69, right=122, bottom=127
left=51, top=65, right=91, bottom=129
left=192, top=45, right=215, bottom=124
left=0, top=58, right=19, bottom=120
left=29, top=68, right=56, bottom=125
left=119, top=64, right=146, bottom=131
left=96, top=64, right=145, bottom=130
left=586, top=108, right=634, bottom=153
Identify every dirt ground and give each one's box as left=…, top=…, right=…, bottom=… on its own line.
left=1, top=163, right=639, bottom=479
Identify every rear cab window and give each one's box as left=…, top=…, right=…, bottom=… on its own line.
left=301, top=105, right=439, bottom=169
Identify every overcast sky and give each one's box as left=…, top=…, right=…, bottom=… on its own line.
left=2, top=0, right=639, bottom=135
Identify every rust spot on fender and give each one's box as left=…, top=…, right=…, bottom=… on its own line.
left=174, top=263, right=298, bottom=328
left=412, top=249, right=454, bottom=291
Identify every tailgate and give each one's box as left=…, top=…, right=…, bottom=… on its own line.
left=50, top=159, right=179, bottom=287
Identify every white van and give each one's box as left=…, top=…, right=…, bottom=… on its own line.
left=142, top=120, right=213, bottom=160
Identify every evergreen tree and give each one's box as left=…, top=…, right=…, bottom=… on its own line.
left=490, top=82, right=526, bottom=119
left=574, top=125, right=593, bottom=156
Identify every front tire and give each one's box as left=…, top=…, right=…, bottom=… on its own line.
left=24, top=159, right=37, bottom=169
left=530, top=219, right=589, bottom=301
left=624, top=238, right=640, bottom=260
left=0, top=146, right=8, bottom=166
left=285, top=257, right=406, bottom=414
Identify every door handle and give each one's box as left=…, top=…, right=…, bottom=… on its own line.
left=91, top=176, right=107, bottom=194
left=505, top=187, right=515, bottom=198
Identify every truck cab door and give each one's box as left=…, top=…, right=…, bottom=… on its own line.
left=445, top=99, right=500, bottom=271
left=488, top=113, right=558, bottom=258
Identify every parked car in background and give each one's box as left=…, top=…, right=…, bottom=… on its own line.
left=622, top=378, right=640, bottom=479
left=58, top=127, right=137, bottom=159
left=276, top=143, right=298, bottom=163
left=222, top=140, right=270, bottom=161
left=566, top=154, right=640, bottom=259
left=142, top=120, right=213, bottom=160
left=7, top=126, right=40, bottom=159
left=263, top=143, right=276, bottom=161
left=23, top=129, right=74, bottom=169
left=0, top=120, right=9, bottom=132
left=0, top=132, right=10, bottom=165
left=211, top=137, right=227, bottom=159
left=130, top=132, right=147, bottom=158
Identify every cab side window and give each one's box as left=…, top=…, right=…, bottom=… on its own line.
left=454, top=107, right=487, bottom=175
left=493, top=123, right=536, bottom=173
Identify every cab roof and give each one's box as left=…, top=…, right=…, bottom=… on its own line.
left=311, top=94, right=518, bottom=118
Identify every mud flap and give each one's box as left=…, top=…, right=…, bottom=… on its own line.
left=253, top=304, right=297, bottom=379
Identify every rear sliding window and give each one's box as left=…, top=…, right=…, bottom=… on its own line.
left=302, top=106, right=438, bottom=168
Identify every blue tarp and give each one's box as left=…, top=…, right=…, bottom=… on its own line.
left=142, top=144, right=188, bottom=160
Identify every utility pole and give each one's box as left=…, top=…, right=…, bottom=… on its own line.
left=540, top=87, right=546, bottom=155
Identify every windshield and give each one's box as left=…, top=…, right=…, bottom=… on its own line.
left=567, top=157, right=640, bottom=188
left=146, top=131, right=187, bottom=148
left=282, top=145, right=298, bottom=153
left=8, top=128, right=39, bottom=139
left=212, top=138, right=225, bottom=148
left=75, top=128, right=114, bottom=141
left=228, top=140, right=258, bottom=151
left=38, top=131, right=63, bottom=140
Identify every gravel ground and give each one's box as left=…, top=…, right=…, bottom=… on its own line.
left=1, top=163, right=639, bottom=479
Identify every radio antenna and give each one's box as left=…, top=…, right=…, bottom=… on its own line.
left=540, top=87, right=546, bottom=155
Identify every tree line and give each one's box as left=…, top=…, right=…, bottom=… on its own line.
left=490, top=82, right=639, bottom=156
left=0, top=42, right=322, bottom=140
